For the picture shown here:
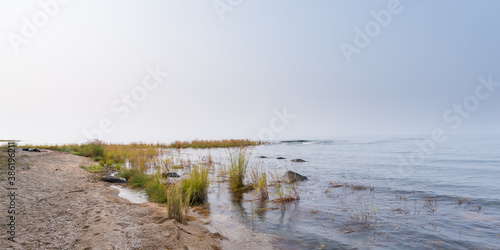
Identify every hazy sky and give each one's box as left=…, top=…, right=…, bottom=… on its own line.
left=1, top=0, right=500, bottom=144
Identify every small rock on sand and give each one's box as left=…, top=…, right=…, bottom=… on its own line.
left=101, top=176, right=127, bottom=183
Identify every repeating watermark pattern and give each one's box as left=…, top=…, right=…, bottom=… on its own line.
left=213, top=0, right=243, bottom=21
left=340, top=0, right=404, bottom=63
left=252, top=106, right=296, bottom=141
left=82, top=65, right=169, bottom=141
left=6, top=142, right=18, bottom=242
left=7, top=0, right=72, bottom=53
left=397, top=74, right=500, bottom=177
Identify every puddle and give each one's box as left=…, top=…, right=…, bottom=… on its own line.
left=205, top=214, right=274, bottom=249
left=111, top=185, right=148, bottom=203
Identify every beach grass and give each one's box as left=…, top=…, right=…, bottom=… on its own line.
left=272, top=179, right=300, bottom=204
left=0, top=149, right=7, bottom=180
left=116, top=168, right=141, bottom=180
left=79, top=164, right=103, bottom=173
left=227, top=147, right=252, bottom=192
left=23, top=139, right=261, bottom=223
left=128, top=171, right=151, bottom=188
left=347, top=199, right=379, bottom=225
left=181, top=166, right=209, bottom=204
left=29, top=139, right=263, bottom=173
left=166, top=183, right=191, bottom=223
left=250, top=167, right=268, bottom=200
left=145, top=176, right=169, bottom=203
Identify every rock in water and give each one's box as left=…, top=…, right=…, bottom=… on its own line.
left=291, top=159, right=306, bottom=162
left=162, top=172, right=180, bottom=178
left=257, top=156, right=267, bottom=158
left=101, top=176, right=127, bottom=183
left=282, top=171, right=308, bottom=183
left=277, top=157, right=286, bottom=160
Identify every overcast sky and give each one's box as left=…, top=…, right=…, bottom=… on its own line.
left=1, top=0, right=500, bottom=144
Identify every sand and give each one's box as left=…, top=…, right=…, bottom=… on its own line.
left=0, top=150, right=222, bottom=249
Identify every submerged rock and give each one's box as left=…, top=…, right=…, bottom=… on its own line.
left=277, top=157, right=286, bottom=160
left=162, top=172, right=180, bottom=178
left=101, top=176, right=127, bottom=183
left=291, top=159, right=306, bottom=162
left=282, top=171, right=308, bottom=183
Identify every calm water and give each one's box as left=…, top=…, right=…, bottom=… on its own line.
left=163, top=135, right=500, bottom=249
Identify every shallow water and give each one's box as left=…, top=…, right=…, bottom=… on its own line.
left=156, top=135, right=500, bottom=249
left=110, top=185, right=148, bottom=204
left=111, top=135, right=500, bottom=249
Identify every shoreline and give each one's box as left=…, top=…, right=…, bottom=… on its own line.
left=0, top=149, right=222, bottom=249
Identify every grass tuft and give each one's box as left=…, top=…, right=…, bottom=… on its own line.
left=347, top=199, right=379, bottom=225
left=250, top=167, right=268, bottom=200
left=227, top=147, right=251, bottom=192
left=117, top=168, right=141, bottom=180
left=166, top=184, right=190, bottom=224
left=79, top=164, right=103, bottom=173
left=145, top=179, right=169, bottom=203
left=128, top=171, right=150, bottom=188
left=181, top=166, right=209, bottom=204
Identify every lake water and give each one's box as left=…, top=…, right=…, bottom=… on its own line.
left=162, top=135, right=500, bottom=249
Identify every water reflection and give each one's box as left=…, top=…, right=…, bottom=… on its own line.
left=255, top=200, right=268, bottom=221
left=230, top=191, right=248, bottom=219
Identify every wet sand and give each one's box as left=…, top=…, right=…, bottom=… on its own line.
left=0, top=150, right=221, bottom=249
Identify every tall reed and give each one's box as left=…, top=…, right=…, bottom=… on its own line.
left=181, top=166, right=209, bottom=204
left=250, top=167, right=268, bottom=200
left=227, top=147, right=251, bottom=192
left=166, top=184, right=191, bottom=224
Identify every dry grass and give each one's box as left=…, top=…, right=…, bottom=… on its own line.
left=0, top=147, right=8, bottom=180
left=272, top=182, right=300, bottom=204
left=347, top=199, right=379, bottom=225
left=327, top=181, right=374, bottom=192
left=423, top=195, right=438, bottom=213
left=250, top=167, right=269, bottom=200
left=166, top=184, right=190, bottom=224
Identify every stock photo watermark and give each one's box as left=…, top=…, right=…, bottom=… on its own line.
left=213, top=0, right=243, bottom=21
left=253, top=106, right=296, bottom=141
left=7, top=0, right=71, bottom=53
left=340, top=0, right=404, bottom=63
left=397, top=74, right=500, bottom=176
left=5, top=142, right=18, bottom=242
left=82, top=65, right=169, bottom=141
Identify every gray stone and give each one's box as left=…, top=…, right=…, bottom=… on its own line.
left=282, top=171, right=308, bottom=183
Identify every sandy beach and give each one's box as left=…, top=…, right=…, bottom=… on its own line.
left=0, top=150, right=222, bottom=249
